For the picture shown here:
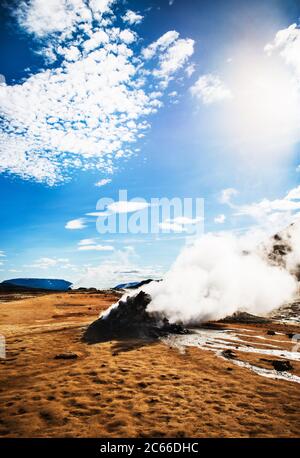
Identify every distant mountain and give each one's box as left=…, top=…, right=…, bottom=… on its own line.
left=0, top=278, right=72, bottom=292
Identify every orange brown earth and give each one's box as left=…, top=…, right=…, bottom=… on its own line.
left=0, top=291, right=299, bottom=438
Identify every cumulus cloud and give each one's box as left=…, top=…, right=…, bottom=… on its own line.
left=185, top=63, right=195, bottom=77
left=219, top=188, right=238, bottom=206
left=74, top=246, right=162, bottom=288
left=214, top=214, right=226, bottom=224
left=95, top=178, right=112, bottom=187
left=0, top=1, right=194, bottom=185
left=264, top=23, right=300, bottom=77
left=78, top=238, right=98, bottom=246
left=25, top=256, right=76, bottom=270
left=78, top=244, right=114, bottom=251
left=221, top=185, right=300, bottom=232
left=190, top=74, right=232, bottom=104
left=122, top=10, right=143, bottom=25
left=142, top=31, right=194, bottom=86
left=65, top=218, right=87, bottom=229
left=285, top=185, right=300, bottom=200
left=159, top=216, right=202, bottom=233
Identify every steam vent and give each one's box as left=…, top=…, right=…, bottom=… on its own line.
left=83, top=291, right=189, bottom=343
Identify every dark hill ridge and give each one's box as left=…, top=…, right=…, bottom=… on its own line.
left=0, top=278, right=72, bottom=292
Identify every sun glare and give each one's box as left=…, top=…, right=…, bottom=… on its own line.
left=224, top=52, right=300, bottom=158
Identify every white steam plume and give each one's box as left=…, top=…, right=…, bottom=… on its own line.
left=141, top=228, right=299, bottom=324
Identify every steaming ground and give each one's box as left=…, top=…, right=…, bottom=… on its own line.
left=1, top=290, right=300, bottom=437
left=127, top=222, right=300, bottom=325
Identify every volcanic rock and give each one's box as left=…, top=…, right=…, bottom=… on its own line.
left=222, top=349, right=237, bottom=359
left=220, top=311, right=270, bottom=324
left=54, top=352, right=78, bottom=360
left=83, top=291, right=189, bottom=343
left=271, top=360, right=293, bottom=372
left=287, top=333, right=295, bottom=339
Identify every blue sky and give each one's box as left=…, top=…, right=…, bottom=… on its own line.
left=0, top=0, right=300, bottom=287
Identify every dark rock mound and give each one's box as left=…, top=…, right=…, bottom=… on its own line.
left=222, top=349, right=237, bottom=359
left=54, top=352, right=78, bottom=360
left=82, top=291, right=189, bottom=343
left=271, top=360, right=293, bottom=372
left=260, top=358, right=293, bottom=371
left=220, top=311, right=270, bottom=324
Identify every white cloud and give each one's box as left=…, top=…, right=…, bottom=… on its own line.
left=73, top=247, right=162, bottom=288
left=0, top=2, right=194, bottom=185
left=78, top=238, right=98, bottom=246
left=143, top=31, right=179, bottom=59
left=86, top=211, right=111, bottom=216
left=214, top=214, right=226, bottom=224
left=264, top=23, right=300, bottom=77
left=185, top=63, right=195, bottom=77
left=95, top=178, right=112, bottom=187
left=107, top=201, right=149, bottom=213
left=153, top=38, right=195, bottom=83
left=190, top=74, right=232, bottom=104
left=221, top=185, right=300, bottom=232
left=159, top=216, right=202, bottom=232
left=219, top=188, right=238, bottom=206
left=26, top=257, right=76, bottom=270
left=166, top=216, right=202, bottom=225
left=119, top=29, right=136, bottom=44
left=65, top=218, right=87, bottom=229
left=82, top=30, right=109, bottom=53
left=77, top=238, right=114, bottom=251
left=285, top=185, right=300, bottom=200
left=78, top=244, right=114, bottom=251
left=122, top=10, right=143, bottom=25
left=0, top=251, right=6, bottom=257
left=16, top=0, right=114, bottom=36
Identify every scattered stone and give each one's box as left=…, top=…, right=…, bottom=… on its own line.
left=222, top=349, right=237, bottom=359
left=267, top=330, right=276, bottom=335
left=54, top=352, right=78, bottom=360
left=271, top=360, right=293, bottom=372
